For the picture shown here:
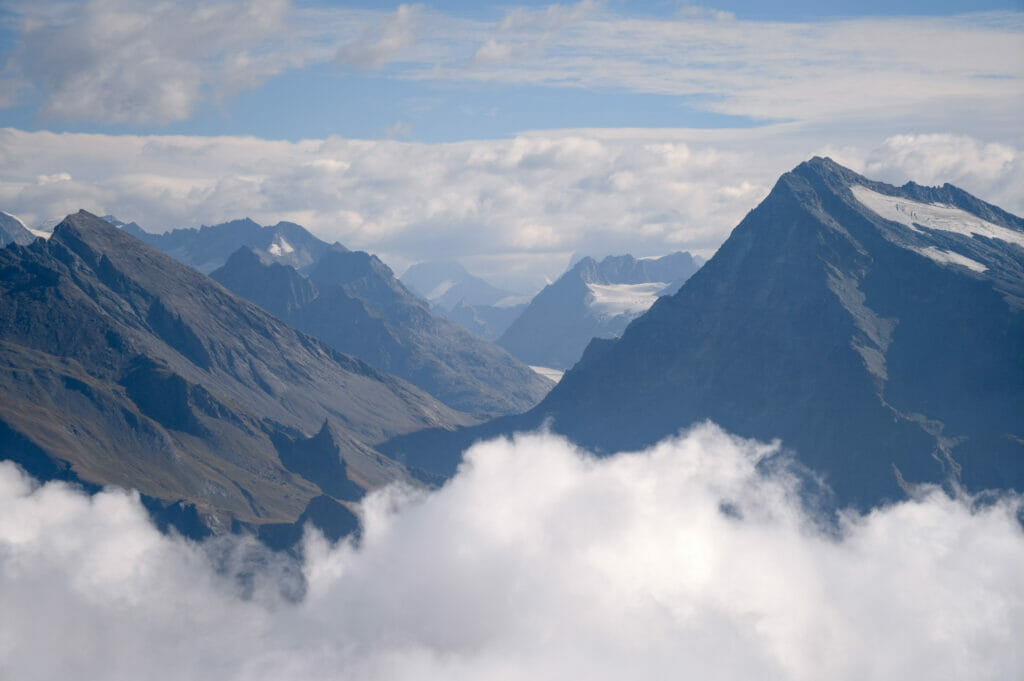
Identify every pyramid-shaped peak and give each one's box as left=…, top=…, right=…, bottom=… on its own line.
left=54, top=209, right=124, bottom=238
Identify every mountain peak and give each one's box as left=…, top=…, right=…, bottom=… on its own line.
left=0, top=210, right=35, bottom=247
left=399, top=159, right=1023, bottom=509
left=51, top=210, right=140, bottom=253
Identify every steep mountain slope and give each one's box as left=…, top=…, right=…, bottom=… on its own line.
left=123, top=217, right=334, bottom=273
left=498, top=252, right=702, bottom=369
left=211, top=247, right=553, bottom=417
left=401, top=260, right=518, bottom=310
left=385, top=158, right=1024, bottom=509
left=0, top=211, right=35, bottom=247
left=0, top=211, right=473, bottom=537
left=442, top=299, right=528, bottom=341
left=401, top=260, right=529, bottom=340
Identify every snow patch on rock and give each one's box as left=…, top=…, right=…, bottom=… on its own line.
left=851, top=185, right=1024, bottom=248
left=913, top=246, right=988, bottom=273
left=587, top=282, right=666, bottom=318
left=268, top=237, right=295, bottom=257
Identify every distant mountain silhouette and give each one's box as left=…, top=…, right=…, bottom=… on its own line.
left=401, top=260, right=529, bottom=340
left=498, top=252, right=702, bottom=369
left=122, top=217, right=335, bottom=273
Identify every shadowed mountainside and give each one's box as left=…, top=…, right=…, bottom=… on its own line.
left=0, top=211, right=474, bottom=540
left=211, top=246, right=553, bottom=417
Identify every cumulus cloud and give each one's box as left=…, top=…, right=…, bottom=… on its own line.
left=863, top=135, right=1021, bottom=203
left=0, top=126, right=1019, bottom=291
left=1, top=424, right=1021, bottom=680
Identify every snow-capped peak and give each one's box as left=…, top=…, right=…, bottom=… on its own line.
left=0, top=210, right=27, bottom=229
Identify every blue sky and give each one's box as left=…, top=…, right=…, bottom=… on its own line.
left=0, top=0, right=1021, bottom=288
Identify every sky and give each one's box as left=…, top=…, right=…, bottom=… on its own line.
left=0, top=0, right=1021, bottom=290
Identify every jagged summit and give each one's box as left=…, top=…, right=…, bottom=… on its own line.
left=126, top=215, right=337, bottom=273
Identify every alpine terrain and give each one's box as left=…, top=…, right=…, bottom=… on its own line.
left=123, top=217, right=335, bottom=273
left=498, top=251, right=703, bottom=369
left=0, top=210, right=35, bottom=247
left=401, top=260, right=529, bottom=340
left=384, top=158, right=1024, bottom=509
left=211, top=246, right=553, bottom=416
left=0, top=211, right=474, bottom=542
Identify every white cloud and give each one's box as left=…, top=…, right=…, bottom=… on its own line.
left=1, top=424, right=1021, bottom=680
left=473, top=0, right=600, bottom=63
left=0, top=126, right=1019, bottom=291
left=0, top=0, right=384, bottom=124
left=337, top=4, right=422, bottom=68
left=2, top=2, right=1020, bottom=136
left=451, top=8, right=1024, bottom=134
left=863, top=134, right=1021, bottom=203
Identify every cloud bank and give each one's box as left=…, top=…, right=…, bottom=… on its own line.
left=1, top=424, right=1021, bottom=680
left=1, top=127, right=1019, bottom=290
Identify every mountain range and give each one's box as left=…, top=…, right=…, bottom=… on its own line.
left=498, top=251, right=702, bottom=369
left=0, top=211, right=473, bottom=543
left=382, top=158, right=1024, bottom=509
left=123, top=217, right=334, bottom=273
left=401, top=260, right=529, bottom=340
left=210, top=246, right=552, bottom=417
left=2, top=157, right=1020, bottom=545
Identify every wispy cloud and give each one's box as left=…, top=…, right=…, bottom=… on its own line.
left=449, top=9, right=1024, bottom=127
left=1, top=0, right=323, bottom=124
left=1, top=424, right=1021, bottom=680
left=1, top=1, right=1020, bottom=135
left=473, top=0, right=600, bottom=63
left=337, top=4, right=422, bottom=68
